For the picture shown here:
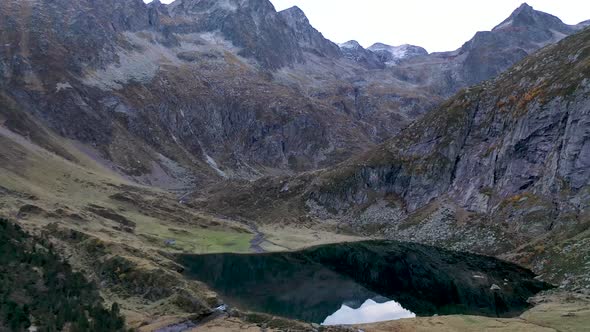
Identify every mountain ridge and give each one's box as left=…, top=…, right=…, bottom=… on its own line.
left=0, top=0, right=586, bottom=188
left=0, top=0, right=586, bottom=187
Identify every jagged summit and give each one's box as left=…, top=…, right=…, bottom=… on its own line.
left=338, top=40, right=384, bottom=69
left=279, top=5, right=342, bottom=58
left=339, top=40, right=363, bottom=49
left=368, top=43, right=428, bottom=65
left=168, top=0, right=291, bottom=16
left=280, top=6, right=308, bottom=23
left=497, top=2, right=535, bottom=27
left=493, top=2, right=574, bottom=33
left=514, top=2, right=533, bottom=13
left=167, top=0, right=305, bottom=68
left=421, top=2, right=585, bottom=92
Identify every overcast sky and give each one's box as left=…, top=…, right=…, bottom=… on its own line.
left=147, top=0, right=589, bottom=52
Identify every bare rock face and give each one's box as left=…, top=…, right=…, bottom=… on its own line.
left=167, top=0, right=305, bottom=69
left=492, top=3, right=575, bottom=33
left=279, top=6, right=342, bottom=58
left=0, top=0, right=437, bottom=186
left=339, top=41, right=385, bottom=70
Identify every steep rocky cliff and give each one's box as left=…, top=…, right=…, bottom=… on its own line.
left=279, top=6, right=342, bottom=58
left=308, top=26, right=590, bottom=226
left=343, top=27, right=590, bottom=288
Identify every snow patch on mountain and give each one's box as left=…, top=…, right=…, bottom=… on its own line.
left=337, top=40, right=384, bottom=69
left=339, top=40, right=362, bottom=50
left=219, top=0, right=238, bottom=11
left=494, top=19, right=514, bottom=30
left=205, top=154, right=228, bottom=178
left=368, top=43, right=428, bottom=66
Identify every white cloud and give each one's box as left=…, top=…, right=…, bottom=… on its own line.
left=322, top=299, right=416, bottom=326
left=145, top=0, right=589, bottom=52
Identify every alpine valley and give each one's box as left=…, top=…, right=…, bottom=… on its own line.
left=0, top=0, right=589, bottom=331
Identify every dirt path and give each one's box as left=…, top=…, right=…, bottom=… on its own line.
left=248, top=223, right=265, bottom=253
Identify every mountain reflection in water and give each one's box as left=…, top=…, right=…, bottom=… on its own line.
left=322, top=298, right=416, bottom=325
left=178, top=241, right=552, bottom=323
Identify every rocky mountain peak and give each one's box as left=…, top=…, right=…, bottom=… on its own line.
left=503, top=2, right=536, bottom=25
left=168, top=0, right=255, bottom=15
left=339, top=40, right=363, bottom=50
left=368, top=43, right=428, bottom=65
left=338, top=41, right=384, bottom=69
left=168, top=0, right=304, bottom=69
left=514, top=2, right=534, bottom=14
left=279, top=6, right=342, bottom=58
left=493, top=2, right=573, bottom=33
left=441, top=2, right=583, bottom=90
left=280, top=6, right=309, bottom=24
left=147, top=0, right=166, bottom=9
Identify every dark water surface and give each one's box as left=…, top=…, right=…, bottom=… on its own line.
left=178, top=241, right=552, bottom=324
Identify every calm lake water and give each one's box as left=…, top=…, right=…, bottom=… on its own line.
left=178, top=241, right=552, bottom=324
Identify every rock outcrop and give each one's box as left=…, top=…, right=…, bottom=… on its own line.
left=279, top=6, right=342, bottom=58
left=339, top=40, right=385, bottom=69
left=167, top=0, right=306, bottom=69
